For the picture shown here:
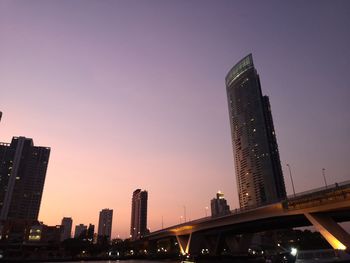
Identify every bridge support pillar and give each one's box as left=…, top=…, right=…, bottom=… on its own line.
left=204, top=233, right=222, bottom=255
left=176, top=233, right=192, bottom=255
left=305, top=213, right=350, bottom=250
left=225, top=233, right=253, bottom=254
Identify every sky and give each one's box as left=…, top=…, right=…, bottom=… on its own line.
left=0, top=0, right=349, bottom=238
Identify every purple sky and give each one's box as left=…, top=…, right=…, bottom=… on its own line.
left=1, top=0, right=349, bottom=238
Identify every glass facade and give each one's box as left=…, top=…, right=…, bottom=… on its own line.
left=226, top=54, right=286, bottom=208
left=0, top=137, right=50, bottom=220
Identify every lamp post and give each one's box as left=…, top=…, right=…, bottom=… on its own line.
left=205, top=206, right=208, bottom=217
left=184, top=206, right=187, bottom=223
left=286, top=164, right=296, bottom=197
left=322, top=168, right=328, bottom=188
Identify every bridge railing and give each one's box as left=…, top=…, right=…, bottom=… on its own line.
left=286, top=180, right=350, bottom=200
left=148, top=180, right=350, bottom=236
left=285, top=180, right=350, bottom=210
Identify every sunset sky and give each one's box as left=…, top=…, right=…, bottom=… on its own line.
left=1, top=0, right=349, bottom=238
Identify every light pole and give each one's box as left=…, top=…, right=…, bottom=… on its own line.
left=286, top=164, right=296, bottom=197
left=205, top=206, right=209, bottom=217
left=183, top=206, right=187, bottom=223
left=322, top=168, right=328, bottom=188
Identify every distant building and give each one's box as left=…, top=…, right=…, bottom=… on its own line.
left=0, top=137, right=50, bottom=220
left=27, top=222, right=62, bottom=244
left=74, top=224, right=87, bottom=239
left=87, top=223, right=95, bottom=242
left=0, top=219, right=37, bottom=243
left=97, top=209, right=113, bottom=242
left=61, top=217, right=73, bottom=241
left=211, top=191, right=230, bottom=217
left=225, top=54, right=286, bottom=208
left=130, top=189, right=148, bottom=240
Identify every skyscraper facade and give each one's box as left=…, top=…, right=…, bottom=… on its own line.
left=225, top=54, right=286, bottom=208
left=0, top=137, right=50, bottom=220
left=97, top=208, right=113, bottom=241
left=130, top=189, right=148, bottom=240
left=61, top=217, right=73, bottom=241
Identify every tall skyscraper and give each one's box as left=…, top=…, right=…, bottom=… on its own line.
left=97, top=208, right=113, bottom=241
left=61, top=217, right=73, bottom=241
left=0, top=137, right=50, bottom=220
left=210, top=191, right=230, bottom=217
left=130, top=189, right=148, bottom=240
left=225, top=54, right=286, bottom=208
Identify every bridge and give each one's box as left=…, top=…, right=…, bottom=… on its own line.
left=141, top=181, right=350, bottom=256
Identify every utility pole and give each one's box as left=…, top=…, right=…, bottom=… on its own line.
left=322, top=168, right=328, bottom=188
left=183, top=206, right=187, bottom=223
left=286, top=164, right=296, bottom=196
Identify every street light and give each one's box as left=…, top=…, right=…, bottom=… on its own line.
left=286, top=164, right=296, bottom=197
left=183, top=206, right=187, bottom=223
left=205, top=206, right=209, bottom=217
left=322, top=168, right=328, bottom=188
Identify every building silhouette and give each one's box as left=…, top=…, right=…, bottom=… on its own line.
left=74, top=224, right=87, bottom=239
left=225, top=54, right=286, bottom=208
left=60, top=217, right=73, bottom=241
left=87, top=223, right=95, bottom=242
left=27, top=222, right=62, bottom=244
left=0, top=137, right=50, bottom=220
left=130, top=189, right=148, bottom=240
left=97, top=208, right=113, bottom=242
left=211, top=191, right=230, bottom=217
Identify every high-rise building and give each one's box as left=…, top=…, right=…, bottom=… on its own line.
left=225, top=54, right=286, bottom=208
left=130, top=189, right=148, bottom=240
left=97, top=208, right=113, bottom=241
left=210, top=191, right=230, bottom=217
left=74, top=224, right=87, bottom=239
left=0, top=137, right=50, bottom=220
left=61, top=217, right=73, bottom=241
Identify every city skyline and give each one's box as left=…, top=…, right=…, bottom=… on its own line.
left=1, top=1, right=349, bottom=238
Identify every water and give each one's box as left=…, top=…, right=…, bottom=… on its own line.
left=47, top=260, right=179, bottom=263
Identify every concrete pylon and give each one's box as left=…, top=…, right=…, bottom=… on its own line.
left=225, top=233, right=253, bottom=254
left=225, top=235, right=240, bottom=253
left=305, top=213, right=350, bottom=250
left=203, top=234, right=222, bottom=255
left=176, top=233, right=192, bottom=255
